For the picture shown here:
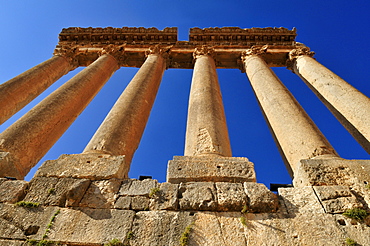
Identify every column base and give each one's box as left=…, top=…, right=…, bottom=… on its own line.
left=0, top=151, right=23, bottom=180
left=293, top=157, right=370, bottom=188
left=35, top=153, right=128, bottom=180
left=167, top=156, right=256, bottom=183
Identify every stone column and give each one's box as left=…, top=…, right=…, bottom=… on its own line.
left=167, top=46, right=255, bottom=184
left=0, top=49, right=121, bottom=179
left=290, top=47, right=370, bottom=154
left=0, top=46, right=78, bottom=124
left=184, top=46, right=232, bottom=157
left=242, top=46, right=338, bottom=176
left=83, top=45, right=168, bottom=175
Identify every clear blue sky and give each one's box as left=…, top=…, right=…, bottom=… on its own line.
left=0, top=0, right=369, bottom=187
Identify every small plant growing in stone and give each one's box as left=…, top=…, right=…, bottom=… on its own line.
left=126, top=231, right=134, bottom=240
left=15, top=201, right=40, bottom=208
left=179, top=223, right=193, bottom=246
left=36, top=240, right=55, bottom=246
left=365, top=184, right=370, bottom=190
left=241, top=204, right=248, bottom=214
left=240, top=216, right=247, bottom=227
left=47, top=188, right=55, bottom=194
left=149, top=187, right=160, bottom=198
left=343, top=208, right=368, bottom=221
left=104, top=238, right=124, bottom=246
left=26, top=239, right=37, bottom=245
left=345, top=238, right=357, bottom=246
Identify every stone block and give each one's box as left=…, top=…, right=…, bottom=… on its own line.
left=24, top=177, right=90, bottom=207
left=167, top=156, right=256, bottom=183
left=131, top=196, right=150, bottom=211
left=179, top=182, right=217, bottom=210
left=35, top=153, right=128, bottom=180
left=313, top=186, right=363, bottom=213
left=150, top=182, right=179, bottom=210
left=278, top=187, right=324, bottom=215
left=0, top=180, right=28, bottom=203
left=114, top=196, right=131, bottom=210
left=0, top=239, right=25, bottom=246
left=130, top=211, right=194, bottom=246
left=215, top=182, right=247, bottom=212
left=244, top=183, right=278, bottom=213
left=293, top=158, right=370, bottom=188
left=47, top=207, right=135, bottom=245
left=119, top=179, right=158, bottom=196
left=189, top=212, right=246, bottom=246
left=0, top=203, right=59, bottom=241
left=79, top=179, right=121, bottom=209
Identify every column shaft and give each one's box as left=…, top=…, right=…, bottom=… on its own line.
left=0, top=56, right=73, bottom=124
left=185, top=54, right=232, bottom=157
left=83, top=54, right=166, bottom=170
left=293, top=55, right=370, bottom=153
left=0, top=54, right=118, bottom=179
left=243, top=55, right=338, bottom=176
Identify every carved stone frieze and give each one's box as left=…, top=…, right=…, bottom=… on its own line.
left=193, top=45, right=215, bottom=59
left=189, top=27, right=296, bottom=46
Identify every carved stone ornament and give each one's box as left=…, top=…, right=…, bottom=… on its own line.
left=53, top=45, right=79, bottom=68
left=193, top=45, right=215, bottom=59
left=288, top=46, right=315, bottom=61
left=145, top=45, right=172, bottom=58
left=99, top=44, right=126, bottom=64
left=241, top=45, right=268, bottom=61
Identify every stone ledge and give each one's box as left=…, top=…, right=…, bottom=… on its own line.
left=293, top=158, right=370, bottom=188
left=167, top=156, right=256, bottom=183
left=35, top=153, right=128, bottom=180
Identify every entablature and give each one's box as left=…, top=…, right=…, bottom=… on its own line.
left=55, top=27, right=302, bottom=69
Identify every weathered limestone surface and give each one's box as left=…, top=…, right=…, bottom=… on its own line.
left=278, top=187, right=324, bottom=215
left=189, top=212, right=246, bottom=246
left=0, top=180, right=28, bottom=204
left=0, top=203, right=59, bottom=241
left=167, top=156, right=256, bottom=183
left=179, top=182, right=218, bottom=211
left=130, top=211, right=194, bottom=246
left=47, top=208, right=135, bottom=245
left=216, top=183, right=247, bottom=212
left=35, top=153, right=127, bottom=180
left=79, top=179, right=121, bottom=209
left=243, top=53, right=338, bottom=175
left=293, top=158, right=370, bottom=188
left=293, top=54, right=370, bottom=153
left=24, top=176, right=90, bottom=207
left=243, top=182, right=279, bottom=213
left=0, top=177, right=369, bottom=245
left=150, top=182, right=179, bottom=210
left=313, top=185, right=364, bottom=213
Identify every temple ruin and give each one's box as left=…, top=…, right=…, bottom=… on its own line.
left=0, top=26, right=369, bottom=246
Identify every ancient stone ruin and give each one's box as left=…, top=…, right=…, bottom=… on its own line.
left=0, top=27, right=369, bottom=245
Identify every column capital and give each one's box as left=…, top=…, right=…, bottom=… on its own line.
left=288, top=46, right=315, bottom=60
left=145, top=44, right=172, bottom=57
left=241, top=45, right=268, bottom=61
left=53, top=45, right=80, bottom=69
left=193, top=45, right=215, bottom=59
left=286, top=46, right=315, bottom=70
left=99, top=44, right=126, bottom=65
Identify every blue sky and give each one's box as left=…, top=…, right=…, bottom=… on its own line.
left=0, top=0, right=369, bottom=187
